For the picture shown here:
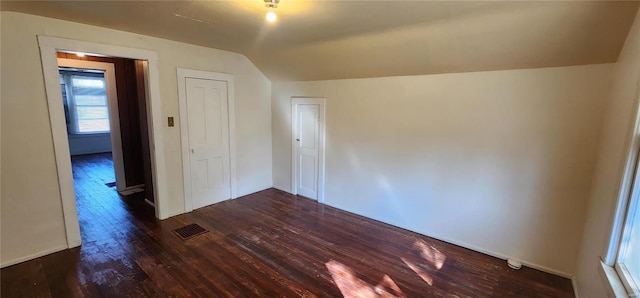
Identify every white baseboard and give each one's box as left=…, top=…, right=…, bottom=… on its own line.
left=410, top=231, right=572, bottom=278
left=165, top=210, right=184, bottom=219
left=272, top=185, right=292, bottom=194
left=1, top=187, right=574, bottom=282
left=520, top=258, right=572, bottom=278
left=119, top=187, right=144, bottom=196
left=0, top=244, right=68, bottom=268
left=125, top=184, right=144, bottom=190
left=322, top=201, right=573, bottom=279
left=234, top=185, right=278, bottom=199
left=275, top=187, right=574, bottom=278
left=175, top=186, right=276, bottom=218
left=572, top=276, right=580, bottom=298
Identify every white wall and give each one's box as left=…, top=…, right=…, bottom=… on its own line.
left=0, top=12, right=272, bottom=266
left=68, top=134, right=112, bottom=156
left=574, top=8, right=640, bottom=298
left=272, top=64, right=613, bottom=275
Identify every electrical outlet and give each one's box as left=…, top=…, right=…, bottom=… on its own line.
left=168, top=117, right=174, bottom=127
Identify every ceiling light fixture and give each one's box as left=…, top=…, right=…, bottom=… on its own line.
left=264, top=0, right=279, bottom=23
left=76, top=52, right=86, bottom=57
left=266, top=11, right=277, bottom=23
left=264, top=0, right=279, bottom=9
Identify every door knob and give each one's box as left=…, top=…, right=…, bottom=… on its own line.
left=296, top=139, right=300, bottom=141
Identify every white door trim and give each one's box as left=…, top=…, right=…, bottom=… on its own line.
left=57, top=58, right=127, bottom=192
left=177, top=68, right=238, bottom=212
left=291, top=97, right=326, bottom=202
left=38, top=36, right=169, bottom=249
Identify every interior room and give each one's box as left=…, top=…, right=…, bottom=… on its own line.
left=59, top=52, right=154, bottom=201
left=2, top=1, right=640, bottom=297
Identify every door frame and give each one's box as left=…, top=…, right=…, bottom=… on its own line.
left=177, top=68, right=238, bottom=212
left=57, top=58, right=127, bottom=193
left=291, top=97, right=326, bottom=202
left=38, top=36, right=170, bottom=249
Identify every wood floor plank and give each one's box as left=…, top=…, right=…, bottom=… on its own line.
left=0, top=260, right=52, bottom=298
left=1, top=153, right=574, bottom=297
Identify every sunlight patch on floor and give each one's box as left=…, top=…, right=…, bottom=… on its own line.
left=325, top=260, right=407, bottom=298
left=414, top=239, right=446, bottom=270
left=400, top=239, right=447, bottom=286
left=401, top=257, right=434, bottom=286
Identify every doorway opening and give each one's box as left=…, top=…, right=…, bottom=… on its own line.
left=57, top=52, right=156, bottom=243
left=39, top=36, right=169, bottom=249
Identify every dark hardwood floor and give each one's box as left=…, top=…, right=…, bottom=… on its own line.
left=1, top=153, right=574, bottom=297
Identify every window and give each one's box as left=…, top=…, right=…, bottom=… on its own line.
left=610, top=148, right=640, bottom=297
left=616, top=159, right=640, bottom=296
left=59, top=69, right=110, bottom=134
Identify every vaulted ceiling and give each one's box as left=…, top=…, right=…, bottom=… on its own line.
left=2, top=1, right=638, bottom=81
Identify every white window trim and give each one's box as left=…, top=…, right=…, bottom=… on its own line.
left=616, top=263, right=640, bottom=296
left=602, top=86, right=640, bottom=298
left=600, top=260, right=630, bottom=298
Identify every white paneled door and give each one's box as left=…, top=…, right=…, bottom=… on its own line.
left=293, top=98, right=325, bottom=201
left=186, top=78, right=231, bottom=209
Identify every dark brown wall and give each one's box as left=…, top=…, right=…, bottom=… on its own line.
left=118, top=58, right=145, bottom=188
left=134, top=60, right=154, bottom=203
left=58, top=52, right=151, bottom=195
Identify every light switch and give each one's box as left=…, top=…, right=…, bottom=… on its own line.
left=168, top=117, right=174, bottom=127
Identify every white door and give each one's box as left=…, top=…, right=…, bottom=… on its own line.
left=186, top=78, right=231, bottom=209
left=293, top=98, right=325, bottom=201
